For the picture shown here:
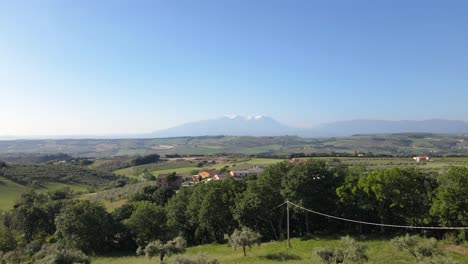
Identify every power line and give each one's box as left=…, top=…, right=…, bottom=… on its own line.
left=282, top=201, right=468, bottom=230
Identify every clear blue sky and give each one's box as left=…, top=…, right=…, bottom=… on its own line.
left=1, top=0, right=467, bottom=135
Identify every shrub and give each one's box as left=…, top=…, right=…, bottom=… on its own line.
left=169, top=254, right=220, bottom=264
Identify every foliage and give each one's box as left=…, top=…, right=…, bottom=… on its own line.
left=132, top=154, right=161, bottom=166
left=126, top=201, right=167, bottom=246
left=169, top=254, right=220, bottom=264
left=130, top=185, right=175, bottom=206
left=224, top=227, right=261, bottom=256
left=55, top=200, right=113, bottom=254
left=315, top=236, right=368, bottom=264
left=431, top=167, right=468, bottom=238
left=34, top=243, right=90, bottom=264
left=0, top=162, right=120, bottom=186
left=391, top=234, right=439, bottom=262
left=138, top=236, right=186, bottom=263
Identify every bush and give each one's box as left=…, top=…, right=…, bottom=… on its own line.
left=34, top=243, right=90, bottom=264
left=315, top=236, right=368, bottom=264
left=169, top=254, right=220, bottom=264
left=391, top=234, right=439, bottom=262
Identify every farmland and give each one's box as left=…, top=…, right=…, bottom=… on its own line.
left=1, top=133, right=468, bottom=157
left=114, top=156, right=468, bottom=179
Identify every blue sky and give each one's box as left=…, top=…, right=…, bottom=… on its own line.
left=0, top=0, right=467, bottom=135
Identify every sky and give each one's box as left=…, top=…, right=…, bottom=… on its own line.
left=0, top=0, right=467, bottom=136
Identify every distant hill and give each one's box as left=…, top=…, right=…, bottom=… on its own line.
left=148, top=116, right=468, bottom=138
left=310, top=119, right=468, bottom=137
left=147, top=115, right=297, bottom=137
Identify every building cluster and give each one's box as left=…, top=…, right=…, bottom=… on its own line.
left=182, top=166, right=265, bottom=187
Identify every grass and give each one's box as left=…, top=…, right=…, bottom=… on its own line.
left=0, top=176, right=88, bottom=210
left=114, top=158, right=285, bottom=178
left=92, top=237, right=468, bottom=264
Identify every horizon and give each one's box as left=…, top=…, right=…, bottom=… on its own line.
left=1, top=0, right=468, bottom=136
left=1, top=115, right=468, bottom=139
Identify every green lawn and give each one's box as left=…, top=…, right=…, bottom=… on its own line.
left=92, top=237, right=468, bottom=264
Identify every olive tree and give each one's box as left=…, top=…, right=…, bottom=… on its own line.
left=224, top=227, right=261, bottom=257
left=138, top=236, right=186, bottom=264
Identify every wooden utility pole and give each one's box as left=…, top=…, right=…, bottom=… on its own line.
left=286, top=199, right=291, bottom=248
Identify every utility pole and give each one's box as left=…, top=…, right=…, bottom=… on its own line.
left=286, top=199, right=291, bottom=248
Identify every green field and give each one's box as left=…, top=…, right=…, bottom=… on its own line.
left=2, top=134, right=468, bottom=157
left=314, top=156, right=468, bottom=173
left=92, top=237, right=468, bottom=264
left=114, top=156, right=468, bottom=179
left=0, top=176, right=88, bottom=210
left=114, top=158, right=283, bottom=178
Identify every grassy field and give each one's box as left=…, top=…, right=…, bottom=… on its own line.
left=92, top=237, right=468, bottom=264
left=2, top=134, right=468, bottom=157
left=0, top=176, right=88, bottom=210
left=114, top=156, right=468, bottom=179
left=114, top=158, right=283, bottom=178
left=314, top=156, right=468, bottom=173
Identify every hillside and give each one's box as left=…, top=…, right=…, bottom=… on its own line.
left=1, top=133, right=468, bottom=157
left=93, top=237, right=468, bottom=264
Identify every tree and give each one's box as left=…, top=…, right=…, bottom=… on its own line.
left=132, top=154, right=160, bottom=166
left=338, top=168, right=437, bottom=231
left=126, top=201, right=167, bottom=246
left=55, top=200, right=113, bottom=254
left=431, top=167, right=468, bottom=230
left=224, top=227, right=261, bottom=257
left=138, top=236, right=186, bottom=264
left=234, top=162, right=291, bottom=241
left=282, top=159, right=345, bottom=233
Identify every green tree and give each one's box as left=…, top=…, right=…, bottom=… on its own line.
left=339, top=168, right=437, bottom=231
left=138, top=236, right=186, bottom=264
left=126, top=201, right=167, bottom=246
left=282, top=159, right=345, bottom=233
left=224, top=227, right=261, bottom=257
left=431, top=167, right=468, bottom=229
left=166, top=187, right=196, bottom=244
left=234, top=162, right=291, bottom=241
left=55, top=200, right=113, bottom=254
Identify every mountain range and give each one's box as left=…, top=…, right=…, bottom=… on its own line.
left=2, top=116, right=468, bottom=140
left=147, top=116, right=468, bottom=138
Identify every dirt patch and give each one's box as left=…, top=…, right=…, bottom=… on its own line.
left=445, top=244, right=468, bottom=255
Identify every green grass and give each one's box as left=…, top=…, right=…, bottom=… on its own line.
left=0, top=176, right=88, bottom=210
left=92, top=237, right=468, bottom=264
left=114, top=158, right=285, bottom=178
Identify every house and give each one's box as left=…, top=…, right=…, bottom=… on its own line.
left=198, top=169, right=220, bottom=179
left=181, top=181, right=196, bottom=187
left=413, top=156, right=431, bottom=162
left=289, top=158, right=303, bottom=164
left=212, top=173, right=228, bottom=181
left=156, top=173, right=184, bottom=190
left=230, top=166, right=265, bottom=178
left=191, top=174, right=201, bottom=182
